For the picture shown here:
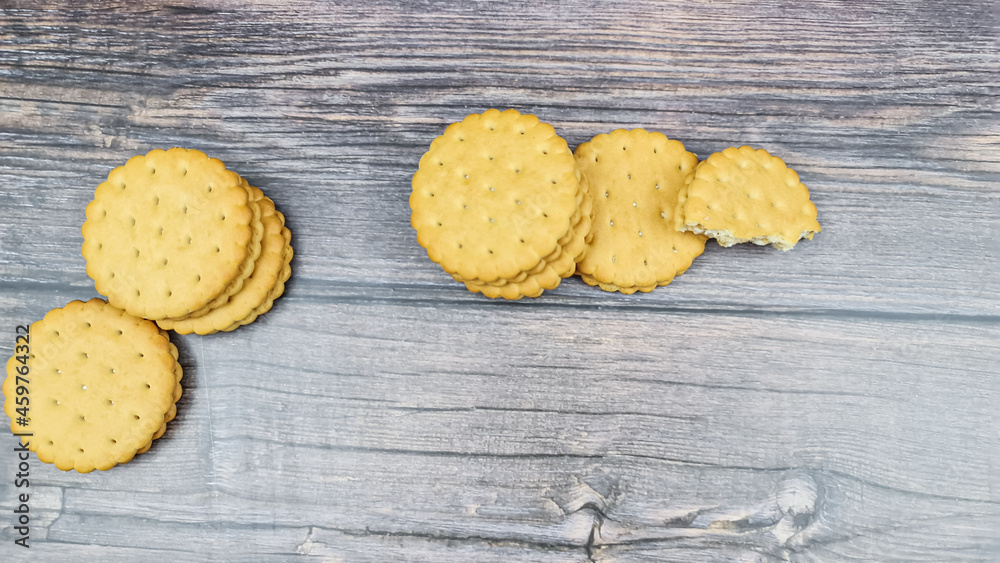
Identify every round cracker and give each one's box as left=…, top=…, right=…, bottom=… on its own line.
left=575, top=129, right=707, bottom=293
left=2, top=299, right=178, bottom=473
left=137, top=346, right=182, bottom=455
left=410, top=109, right=580, bottom=283
left=674, top=146, right=821, bottom=251
left=82, top=148, right=255, bottom=320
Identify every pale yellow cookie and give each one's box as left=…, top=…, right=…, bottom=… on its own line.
left=3, top=299, right=178, bottom=472
left=410, top=109, right=580, bottom=287
left=82, top=148, right=261, bottom=320
left=157, top=189, right=291, bottom=335
left=575, top=129, right=706, bottom=293
left=674, top=146, right=821, bottom=251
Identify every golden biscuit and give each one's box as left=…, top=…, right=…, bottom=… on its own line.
left=171, top=179, right=264, bottom=320
left=157, top=189, right=292, bottom=335
left=674, top=146, right=820, bottom=250
left=137, top=346, right=182, bottom=453
left=224, top=208, right=292, bottom=331
left=3, top=299, right=179, bottom=472
left=463, top=176, right=593, bottom=299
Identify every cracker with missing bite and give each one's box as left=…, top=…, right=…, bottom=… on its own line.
left=674, top=146, right=820, bottom=251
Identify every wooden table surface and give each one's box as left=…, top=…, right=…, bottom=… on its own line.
left=1, top=2, right=998, bottom=561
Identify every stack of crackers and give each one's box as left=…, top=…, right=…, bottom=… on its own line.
left=82, top=148, right=292, bottom=334
left=4, top=299, right=182, bottom=473
left=3, top=148, right=294, bottom=472
left=411, top=110, right=821, bottom=297
left=410, top=109, right=593, bottom=299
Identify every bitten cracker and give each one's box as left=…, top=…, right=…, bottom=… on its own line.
left=82, top=148, right=261, bottom=320
left=3, top=299, right=179, bottom=473
left=674, top=146, right=821, bottom=251
left=575, top=129, right=707, bottom=294
left=410, top=109, right=581, bottom=289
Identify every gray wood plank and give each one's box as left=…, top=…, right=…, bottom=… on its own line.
left=4, top=291, right=999, bottom=560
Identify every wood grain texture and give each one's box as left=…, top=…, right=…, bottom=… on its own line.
left=0, top=1, right=998, bottom=561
